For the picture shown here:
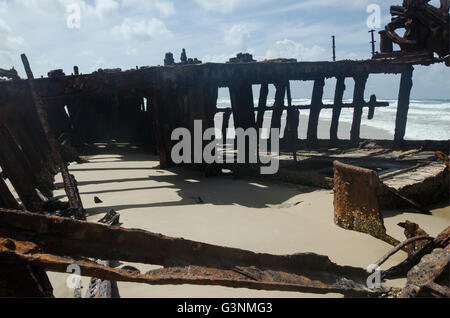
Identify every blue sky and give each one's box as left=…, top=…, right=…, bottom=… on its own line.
left=0, top=0, right=448, bottom=99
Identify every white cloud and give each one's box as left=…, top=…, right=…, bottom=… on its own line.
left=14, top=0, right=65, bottom=15
left=195, top=0, right=241, bottom=13
left=121, top=0, right=175, bottom=18
left=14, top=0, right=119, bottom=20
left=0, top=19, right=27, bottom=66
left=0, top=1, right=8, bottom=12
left=90, top=0, right=119, bottom=20
left=112, top=17, right=172, bottom=40
left=194, top=0, right=272, bottom=13
left=224, top=24, right=251, bottom=51
left=265, top=39, right=327, bottom=61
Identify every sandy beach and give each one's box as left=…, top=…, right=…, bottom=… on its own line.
left=46, top=133, right=449, bottom=297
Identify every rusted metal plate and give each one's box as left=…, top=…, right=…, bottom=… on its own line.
left=333, top=161, right=398, bottom=245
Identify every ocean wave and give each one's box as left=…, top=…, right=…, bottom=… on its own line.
left=215, top=99, right=450, bottom=140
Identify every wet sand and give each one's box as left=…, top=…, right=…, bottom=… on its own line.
left=47, top=147, right=448, bottom=298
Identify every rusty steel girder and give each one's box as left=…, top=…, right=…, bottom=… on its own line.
left=20, top=54, right=85, bottom=219
left=0, top=208, right=386, bottom=297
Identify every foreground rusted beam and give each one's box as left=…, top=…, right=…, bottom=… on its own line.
left=0, top=208, right=382, bottom=296
left=333, top=161, right=399, bottom=246
left=0, top=235, right=382, bottom=297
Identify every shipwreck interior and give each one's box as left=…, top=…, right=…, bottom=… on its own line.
left=0, top=0, right=449, bottom=298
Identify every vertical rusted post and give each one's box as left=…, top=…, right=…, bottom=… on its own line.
left=110, top=94, right=120, bottom=139
left=222, top=109, right=232, bottom=144
left=330, top=77, right=346, bottom=142
left=150, top=88, right=175, bottom=168
left=395, top=67, right=414, bottom=143
left=350, top=74, right=368, bottom=143
left=284, top=82, right=299, bottom=142
left=229, top=82, right=256, bottom=130
left=229, top=82, right=256, bottom=161
left=256, top=83, right=268, bottom=129
left=21, top=54, right=85, bottom=218
left=307, top=77, right=325, bottom=144
left=187, top=85, right=218, bottom=165
left=332, top=36, right=336, bottom=61
left=144, top=95, right=157, bottom=154
left=270, top=82, right=286, bottom=141
left=369, top=29, right=376, bottom=57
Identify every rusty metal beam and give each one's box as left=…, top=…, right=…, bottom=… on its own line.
left=0, top=60, right=415, bottom=111
left=0, top=208, right=384, bottom=296
left=21, top=54, right=85, bottom=219
left=215, top=101, right=389, bottom=113
left=0, top=235, right=383, bottom=297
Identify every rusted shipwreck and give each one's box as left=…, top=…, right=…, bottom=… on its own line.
left=0, top=1, right=449, bottom=298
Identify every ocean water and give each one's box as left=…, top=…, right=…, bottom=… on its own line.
left=216, top=98, right=450, bottom=141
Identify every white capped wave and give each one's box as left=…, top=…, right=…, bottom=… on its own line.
left=215, top=99, right=450, bottom=140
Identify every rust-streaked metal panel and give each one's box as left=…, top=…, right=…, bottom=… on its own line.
left=333, top=161, right=398, bottom=245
